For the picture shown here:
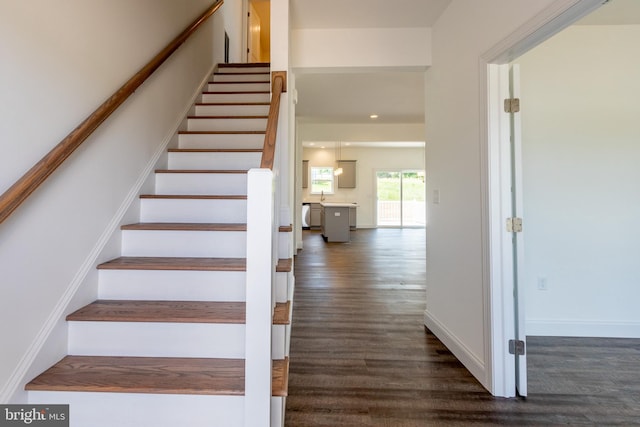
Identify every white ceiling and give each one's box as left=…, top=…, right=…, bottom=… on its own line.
left=292, top=0, right=450, bottom=126
left=295, top=71, right=426, bottom=124
left=576, top=0, right=640, bottom=25
left=292, top=0, right=640, bottom=137
left=291, top=0, right=451, bottom=29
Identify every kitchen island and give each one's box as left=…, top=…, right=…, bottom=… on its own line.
left=320, top=202, right=357, bottom=242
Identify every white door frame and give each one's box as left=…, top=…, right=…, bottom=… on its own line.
left=480, top=0, right=606, bottom=397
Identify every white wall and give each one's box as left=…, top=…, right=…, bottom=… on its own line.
left=292, top=27, right=432, bottom=70
left=221, top=0, right=246, bottom=62
left=0, top=0, right=239, bottom=402
left=424, top=0, right=556, bottom=392
left=517, top=25, right=640, bottom=337
left=303, top=146, right=425, bottom=228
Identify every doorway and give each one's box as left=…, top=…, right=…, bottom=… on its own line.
left=485, top=0, right=636, bottom=398
left=375, top=170, right=426, bottom=228
left=245, top=0, right=271, bottom=63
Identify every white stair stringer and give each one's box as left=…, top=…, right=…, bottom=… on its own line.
left=27, top=63, right=290, bottom=427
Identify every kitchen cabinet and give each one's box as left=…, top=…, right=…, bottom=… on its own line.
left=349, top=206, right=357, bottom=230
left=309, top=203, right=322, bottom=228
left=321, top=203, right=351, bottom=242
left=337, top=160, right=356, bottom=188
left=302, top=160, right=309, bottom=188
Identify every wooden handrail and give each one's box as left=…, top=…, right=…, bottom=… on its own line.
left=0, top=0, right=223, bottom=225
left=260, top=71, right=287, bottom=170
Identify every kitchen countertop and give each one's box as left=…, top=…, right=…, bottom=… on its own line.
left=320, top=202, right=358, bottom=207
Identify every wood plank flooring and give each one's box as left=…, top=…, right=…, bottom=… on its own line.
left=286, top=229, right=640, bottom=426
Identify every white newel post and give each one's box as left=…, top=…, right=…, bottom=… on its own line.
left=245, top=168, right=274, bottom=427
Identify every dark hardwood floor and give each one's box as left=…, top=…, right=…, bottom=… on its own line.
left=285, top=229, right=640, bottom=426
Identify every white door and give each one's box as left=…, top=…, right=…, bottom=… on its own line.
left=508, top=64, right=527, bottom=396
left=247, top=3, right=261, bottom=63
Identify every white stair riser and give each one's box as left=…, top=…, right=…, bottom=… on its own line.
left=279, top=231, right=292, bottom=259
left=98, top=270, right=289, bottom=303
left=168, top=152, right=261, bottom=170
left=276, top=273, right=288, bottom=303
left=28, top=392, right=244, bottom=427
left=213, top=73, right=270, bottom=82
left=155, top=173, right=247, bottom=196
left=68, top=322, right=287, bottom=359
left=213, top=74, right=269, bottom=83
left=195, top=104, right=270, bottom=116
left=179, top=132, right=264, bottom=150
left=140, top=199, right=247, bottom=223
left=218, top=66, right=270, bottom=74
left=187, top=118, right=267, bottom=132
left=121, top=230, right=246, bottom=258
left=202, top=92, right=270, bottom=103
left=99, top=270, right=246, bottom=301
left=208, top=82, right=270, bottom=93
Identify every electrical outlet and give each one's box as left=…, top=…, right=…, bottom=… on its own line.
left=537, top=276, right=548, bottom=291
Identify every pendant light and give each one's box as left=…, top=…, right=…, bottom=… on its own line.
left=334, top=141, right=343, bottom=176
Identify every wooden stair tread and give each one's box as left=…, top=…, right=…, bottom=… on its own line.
left=121, top=223, right=247, bottom=232
left=213, top=71, right=270, bottom=74
left=26, top=356, right=288, bottom=396
left=218, top=62, right=270, bottom=68
left=154, top=169, right=248, bottom=174
left=98, top=257, right=247, bottom=271
left=273, top=301, right=291, bottom=325
left=67, top=300, right=291, bottom=325
left=195, top=102, right=270, bottom=106
left=67, top=300, right=246, bottom=323
left=139, top=194, right=247, bottom=200
left=187, top=115, right=268, bottom=119
left=272, top=357, right=289, bottom=397
left=202, top=91, right=270, bottom=95
left=276, top=258, right=293, bottom=273
left=168, top=148, right=262, bottom=153
left=178, top=130, right=265, bottom=134
left=209, top=81, right=268, bottom=85
left=279, top=224, right=293, bottom=233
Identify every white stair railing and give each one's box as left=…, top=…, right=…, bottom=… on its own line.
left=245, top=168, right=275, bottom=427
left=245, top=70, right=287, bottom=427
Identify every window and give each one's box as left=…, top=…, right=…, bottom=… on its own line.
left=310, top=167, right=334, bottom=194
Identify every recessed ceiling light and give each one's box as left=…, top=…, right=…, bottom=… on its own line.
left=370, top=114, right=379, bottom=119
left=309, top=142, right=315, bottom=146
left=345, top=142, right=351, bottom=146
left=320, top=146, right=326, bottom=149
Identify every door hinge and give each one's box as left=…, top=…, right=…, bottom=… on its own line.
left=504, top=98, right=520, bottom=113
left=506, top=217, right=523, bottom=233
left=509, top=339, right=526, bottom=355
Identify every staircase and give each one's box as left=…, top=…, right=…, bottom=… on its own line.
left=25, top=63, right=293, bottom=427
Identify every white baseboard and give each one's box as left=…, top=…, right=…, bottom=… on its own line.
left=0, top=64, right=216, bottom=404
left=527, top=319, right=640, bottom=338
left=423, top=309, right=489, bottom=390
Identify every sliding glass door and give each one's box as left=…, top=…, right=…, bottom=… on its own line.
left=376, top=170, right=426, bottom=227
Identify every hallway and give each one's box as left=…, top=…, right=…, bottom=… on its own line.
left=285, top=229, right=640, bottom=426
